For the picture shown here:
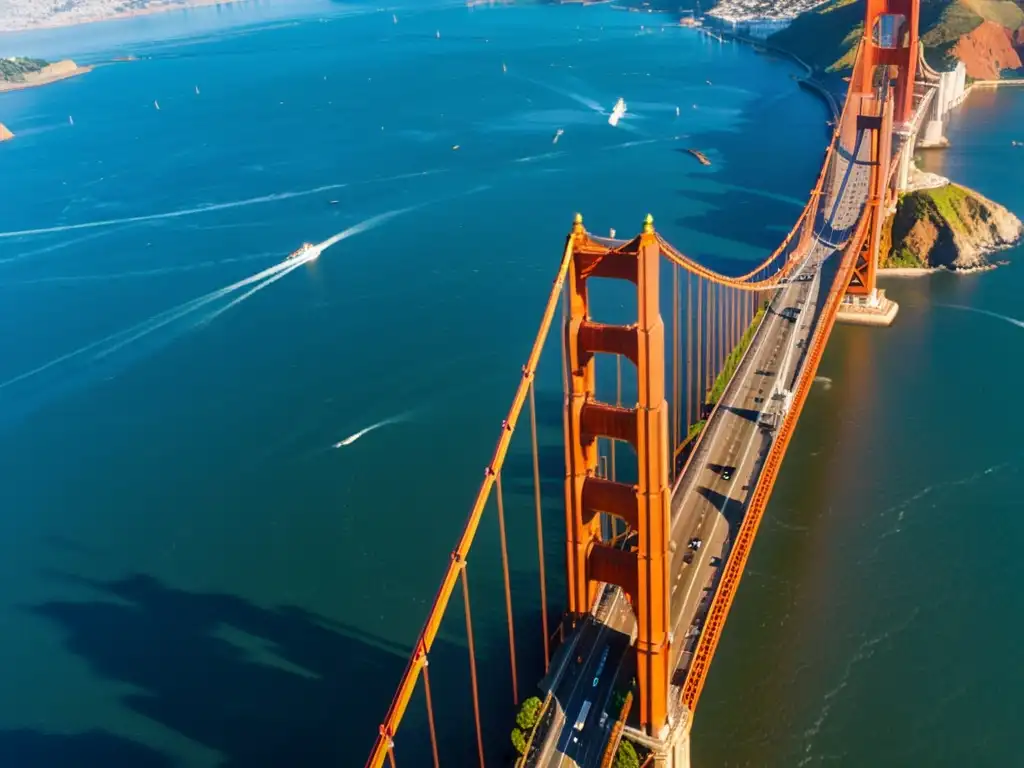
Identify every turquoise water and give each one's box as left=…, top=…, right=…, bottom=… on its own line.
left=0, top=1, right=1018, bottom=766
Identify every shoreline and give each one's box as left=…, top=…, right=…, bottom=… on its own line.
left=879, top=261, right=1008, bottom=278
left=0, top=64, right=93, bottom=93
left=0, top=0, right=250, bottom=34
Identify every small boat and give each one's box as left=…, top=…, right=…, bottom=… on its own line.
left=687, top=148, right=711, bottom=166
left=287, top=242, right=319, bottom=261
left=68, top=115, right=74, bottom=126
left=502, top=62, right=507, bottom=73
left=435, top=30, right=440, bottom=39
left=608, top=97, right=626, bottom=127
left=451, top=144, right=460, bottom=151
left=195, top=85, right=200, bottom=95
left=675, top=106, right=680, bottom=116
left=392, top=13, right=398, bottom=23
left=552, top=128, right=564, bottom=145
left=154, top=100, right=160, bottom=110
left=328, top=200, right=339, bottom=205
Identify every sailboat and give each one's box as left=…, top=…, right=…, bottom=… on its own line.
left=68, top=115, right=74, bottom=126
left=435, top=30, right=440, bottom=39
left=195, top=85, right=200, bottom=95
left=392, top=13, right=397, bottom=24
left=154, top=100, right=161, bottom=110
left=675, top=106, right=680, bottom=116
left=502, top=62, right=507, bottom=73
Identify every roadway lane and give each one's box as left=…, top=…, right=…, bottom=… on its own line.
left=665, top=127, right=875, bottom=681
left=535, top=587, right=633, bottom=768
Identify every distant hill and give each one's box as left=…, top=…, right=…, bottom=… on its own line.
left=768, top=0, right=1024, bottom=78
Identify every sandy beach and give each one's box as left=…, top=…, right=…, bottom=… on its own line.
left=0, top=0, right=251, bottom=33
left=0, top=60, right=93, bottom=93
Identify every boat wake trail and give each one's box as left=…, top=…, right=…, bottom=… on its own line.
left=936, top=303, right=1024, bottom=330
left=0, top=206, right=415, bottom=391
left=332, top=411, right=412, bottom=448
left=0, top=170, right=442, bottom=240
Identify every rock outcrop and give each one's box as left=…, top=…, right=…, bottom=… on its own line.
left=881, top=182, right=1023, bottom=270
left=951, top=20, right=1022, bottom=79
left=0, top=123, right=13, bottom=142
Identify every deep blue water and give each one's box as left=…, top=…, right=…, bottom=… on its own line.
left=0, top=1, right=1019, bottom=766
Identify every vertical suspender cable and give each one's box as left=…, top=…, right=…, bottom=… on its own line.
left=528, top=382, right=550, bottom=671
left=422, top=659, right=441, bottom=768
left=686, top=271, right=693, bottom=427
left=461, top=567, right=486, bottom=768
left=672, top=264, right=680, bottom=459
left=495, top=473, right=519, bottom=705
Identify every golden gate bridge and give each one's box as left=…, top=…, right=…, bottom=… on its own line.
left=364, top=0, right=933, bottom=764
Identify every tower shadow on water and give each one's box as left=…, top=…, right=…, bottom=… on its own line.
left=29, top=571, right=523, bottom=767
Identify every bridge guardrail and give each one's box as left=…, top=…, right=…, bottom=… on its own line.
left=517, top=691, right=555, bottom=768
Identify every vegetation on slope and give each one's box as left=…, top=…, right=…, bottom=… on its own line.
left=881, top=183, right=1022, bottom=268
left=768, top=0, right=1024, bottom=74
left=0, top=57, right=48, bottom=83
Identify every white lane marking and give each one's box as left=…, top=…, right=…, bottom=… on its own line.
left=552, top=590, right=622, bottom=768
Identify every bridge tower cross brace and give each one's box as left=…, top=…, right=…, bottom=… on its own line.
left=562, top=214, right=671, bottom=735
left=857, top=0, right=920, bottom=125
left=847, top=76, right=896, bottom=297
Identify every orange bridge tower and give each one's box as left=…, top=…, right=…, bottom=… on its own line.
left=562, top=213, right=672, bottom=735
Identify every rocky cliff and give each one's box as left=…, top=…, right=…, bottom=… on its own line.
left=881, top=182, right=1023, bottom=269
left=952, top=19, right=1022, bottom=78
left=0, top=123, right=13, bottom=142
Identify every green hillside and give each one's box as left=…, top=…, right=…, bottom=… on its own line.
left=768, top=0, right=1023, bottom=73
left=0, top=57, right=48, bottom=83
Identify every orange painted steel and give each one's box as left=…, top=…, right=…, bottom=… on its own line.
left=363, top=228, right=578, bottom=768
left=563, top=215, right=672, bottom=732
left=859, top=0, right=919, bottom=124
left=680, top=187, right=874, bottom=715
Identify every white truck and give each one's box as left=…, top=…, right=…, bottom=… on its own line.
left=758, top=389, right=793, bottom=433
left=575, top=700, right=592, bottom=731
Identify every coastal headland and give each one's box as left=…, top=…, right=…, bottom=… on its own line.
left=0, top=58, right=92, bottom=93
left=879, top=177, right=1023, bottom=273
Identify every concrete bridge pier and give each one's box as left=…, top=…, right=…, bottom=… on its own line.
left=918, top=61, right=967, bottom=149
left=624, top=712, right=692, bottom=768
left=895, top=128, right=915, bottom=191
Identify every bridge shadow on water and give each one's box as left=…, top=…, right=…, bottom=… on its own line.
left=28, top=571, right=530, bottom=768
left=0, top=728, right=172, bottom=768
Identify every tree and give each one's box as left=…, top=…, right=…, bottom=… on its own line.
left=516, top=696, right=543, bottom=730
left=511, top=727, right=528, bottom=756
left=613, top=740, right=640, bottom=768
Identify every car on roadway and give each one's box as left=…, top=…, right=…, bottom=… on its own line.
left=721, top=467, right=733, bottom=481
left=688, top=537, right=703, bottom=551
